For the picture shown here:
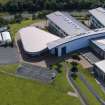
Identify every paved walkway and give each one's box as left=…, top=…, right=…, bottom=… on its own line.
left=78, top=72, right=105, bottom=105
left=65, top=55, right=92, bottom=69
left=63, top=62, right=86, bottom=105
left=67, top=91, right=78, bottom=97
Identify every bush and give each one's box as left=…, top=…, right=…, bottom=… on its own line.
left=50, top=63, right=62, bottom=73
left=14, top=14, right=23, bottom=23
left=0, top=18, right=9, bottom=26
left=71, top=54, right=80, bottom=61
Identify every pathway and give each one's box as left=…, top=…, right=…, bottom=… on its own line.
left=63, top=62, right=87, bottom=105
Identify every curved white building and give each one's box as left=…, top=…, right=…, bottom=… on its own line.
left=19, top=26, right=60, bottom=56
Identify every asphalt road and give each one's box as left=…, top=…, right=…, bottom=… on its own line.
left=0, top=47, right=19, bottom=64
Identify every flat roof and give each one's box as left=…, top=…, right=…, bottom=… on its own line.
left=91, top=36, right=105, bottom=51
left=95, top=60, right=105, bottom=73
left=47, top=11, right=89, bottom=37
left=19, top=26, right=60, bottom=53
left=0, top=27, right=7, bottom=32
left=2, top=31, right=11, bottom=42
left=89, top=7, right=105, bottom=26
left=48, top=28, right=105, bottom=49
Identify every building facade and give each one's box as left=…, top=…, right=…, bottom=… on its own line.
left=48, top=28, right=105, bottom=57
left=47, top=19, right=68, bottom=37
left=90, top=16, right=104, bottom=28
left=90, top=38, right=105, bottom=59
left=94, top=60, right=105, bottom=82
left=89, top=7, right=105, bottom=28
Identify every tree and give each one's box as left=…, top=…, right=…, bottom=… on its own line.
left=14, top=14, right=23, bottom=23
left=71, top=54, right=80, bottom=61
left=0, top=18, right=8, bottom=27
left=71, top=62, right=78, bottom=77
left=32, top=13, right=36, bottom=20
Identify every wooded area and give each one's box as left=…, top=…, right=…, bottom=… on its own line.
left=0, top=0, right=105, bottom=13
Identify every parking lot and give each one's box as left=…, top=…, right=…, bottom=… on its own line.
left=0, top=46, right=19, bottom=64
left=16, top=63, right=57, bottom=83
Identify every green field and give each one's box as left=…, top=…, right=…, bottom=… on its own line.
left=77, top=65, right=105, bottom=100
left=74, top=78, right=101, bottom=105
left=67, top=62, right=105, bottom=105
left=0, top=64, right=81, bottom=105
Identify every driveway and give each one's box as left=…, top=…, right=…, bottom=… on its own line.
left=16, top=63, right=57, bottom=83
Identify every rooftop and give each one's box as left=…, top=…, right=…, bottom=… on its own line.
left=89, top=7, right=105, bottom=26
left=91, top=36, right=105, bottom=51
left=2, top=31, right=11, bottom=42
left=47, top=11, right=89, bottom=37
left=19, top=26, right=60, bottom=53
left=95, top=60, right=105, bottom=73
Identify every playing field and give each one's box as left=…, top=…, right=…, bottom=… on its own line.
left=0, top=64, right=81, bottom=105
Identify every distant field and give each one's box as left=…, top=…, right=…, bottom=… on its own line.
left=0, top=0, right=9, bottom=4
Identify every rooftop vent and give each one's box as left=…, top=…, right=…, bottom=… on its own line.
left=68, top=20, right=72, bottom=24
left=64, top=17, right=70, bottom=21
left=94, top=29, right=99, bottom=32
left=55, top=12, right=62, bottom=16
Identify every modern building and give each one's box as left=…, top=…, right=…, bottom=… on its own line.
left=90, top=37, right=105, bottom=58
left=94, top=60, right=105, bottom=81
left=48, top=28, right=105, bottom=56
left=46, top=11, right=89, bottom=37
left=19, top=10, right=105, bottom=57
left=89, top=7, right=105, bottom=28
left=19, top=26, right=60, bottom=56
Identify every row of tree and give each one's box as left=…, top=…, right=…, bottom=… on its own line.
left=0, top=0, right=105, bottom=13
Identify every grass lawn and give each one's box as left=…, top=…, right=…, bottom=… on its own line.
left=74, top=77, right=101, bottom=105
left=0, top=64, right=19, bottom=73
left=0, top=63, right=81, bottom=105
left=67, top=62, right=105, bottom=105
left=9, top=19, right=44, bottom=39
left=77, top=65, right=105, bottom=101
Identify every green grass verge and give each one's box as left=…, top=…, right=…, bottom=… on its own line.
left=51, top=63, right=74, bottom=93
left=0, top=64, right=81, bottom=105
left=9, top=19, right=44, bottom=39
left=67, top=62, right=105, bottom=101
left=66, top=62, right=105, bottom=105
left=0, top=64, right=19, bottom=73
left=0, top=0, right=9, bottom=4
left=74, top=77, right=101, bottom=105
left=78, top=65, right=105, bottom=101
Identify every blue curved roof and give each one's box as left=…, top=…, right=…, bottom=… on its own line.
left=48, top=28, right=105, bottom=49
